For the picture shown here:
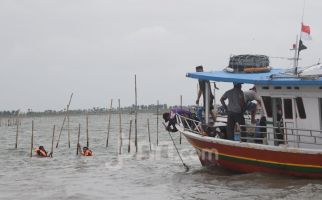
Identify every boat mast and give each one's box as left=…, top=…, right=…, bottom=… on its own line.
left=295, top=0, right=306, bottom=75
left=293, top=35, right=299, bottom=75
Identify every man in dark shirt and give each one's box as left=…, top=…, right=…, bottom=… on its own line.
left=220, top=82, right=246, bottom=141
left=195, top=65, right=217, bottom=122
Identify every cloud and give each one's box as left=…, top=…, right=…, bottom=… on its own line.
left=127, top=26, right=170, bottom=41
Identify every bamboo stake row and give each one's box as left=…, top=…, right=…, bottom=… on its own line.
left=15, top=108, right=165, bottom=157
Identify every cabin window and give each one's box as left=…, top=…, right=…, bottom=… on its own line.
left=294, top=86, right=299, bottom=90
left=295, top=97, right=306, bottom=119
left=274, top=86, right=282, bottom=90
left=262, top=86, right=269, bottom=90
left=262, top=96, right=272, bottom=117
left=287, top=86, right=292, bottom=89
left=283, top=99, right=293, bottom=119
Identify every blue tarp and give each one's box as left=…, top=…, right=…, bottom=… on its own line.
left=186, top=69, right=322, bottom=86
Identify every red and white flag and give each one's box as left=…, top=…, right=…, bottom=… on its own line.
left=301, top=23, right=312, bottom=40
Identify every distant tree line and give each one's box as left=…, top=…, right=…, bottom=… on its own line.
left=0, top=104, right=189, bottom=117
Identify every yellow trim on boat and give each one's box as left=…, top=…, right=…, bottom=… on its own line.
left=201, top=148, right=322, bottom=169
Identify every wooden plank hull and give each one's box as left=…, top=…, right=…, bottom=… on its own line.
left=182, top=130, right=322, bottom=178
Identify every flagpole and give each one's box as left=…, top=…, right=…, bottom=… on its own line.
left=294, top=35, right=299, bottom=73
left=296, top=0, right=306, bottom=75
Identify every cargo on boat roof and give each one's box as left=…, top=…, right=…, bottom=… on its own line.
left=225, top=54, right=271, bottom=73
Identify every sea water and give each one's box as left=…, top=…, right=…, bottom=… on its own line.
left=1, top=113, right=322, bottom=200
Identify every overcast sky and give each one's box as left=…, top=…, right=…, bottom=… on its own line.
left=0, top=0, right=321, bottom=111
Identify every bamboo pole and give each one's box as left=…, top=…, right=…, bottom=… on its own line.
left=156, top=100, right=159, bottom=146
left=86, top=115, right=89, bottom=147
left=147, top=119, right=151, bottom=151
left=134, top=75, right=138, bottom=153
left=30, top=120, right=34, bottom=157
left=128, top=120, right=132, bottom=153
left=106, top=99, right=113, bottom=147
left=56, top=93, right=73, bottom=148
left=76, top=124, right=80, bottom=155
left=50, top=125, right=55, bottom=157
left=180, top=95, right=182, bottom=144
left=118, top=99, right=122, bottom=154
left=67, top=114, right=70, bottom=148
left=15, top=118, right=19, bottom=149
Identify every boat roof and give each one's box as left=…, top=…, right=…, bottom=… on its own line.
left=186, top=68, right=322, bottom=86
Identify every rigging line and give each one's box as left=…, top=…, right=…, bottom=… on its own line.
left=162, top=122, right=189, bottom=172
left=298, top=61, right=321, bottom=74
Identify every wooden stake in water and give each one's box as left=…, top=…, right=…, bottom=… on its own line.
left=50, top=125, right=55, bottom=157
left=15, top=118, right=19, bottom=149
left=67, top=114, right=70, bottom=148
left=106, top=99, right=113, bottom=148
left=134, top=74, right=138, bottom=153
left=128, top=120, right=132, bottom=153
left=179, top=95, right=182, bottom=144
left=56, top=93, right=73, bottom=148
left=118, top=99, right=122, bottom=154
left=86, top=115, right=89, bottom=147
left=76, top=124, right=80, bottom=155
left=30, top=120, right=34, bottom=157
left=156, top=100, right=159, bottom=146
left=147, top=119, right=151, bottom=151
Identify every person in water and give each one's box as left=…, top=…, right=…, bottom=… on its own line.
left=163, top=108, right=194, bottom=132
left=34, top=146, right=51, bottom=157
left=81, top=146, right=93, bottom=156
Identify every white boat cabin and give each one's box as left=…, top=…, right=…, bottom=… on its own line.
left=257, top=84, right=322, bottom=148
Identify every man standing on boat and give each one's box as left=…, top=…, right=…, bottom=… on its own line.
left=195, top=65, right=217, bottom=123
left=220, top=82, right=246, bottom=141
left=244, top=86, right=262, bottom=124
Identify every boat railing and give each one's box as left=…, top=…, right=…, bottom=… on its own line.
left=175, top=114, right=204, bottom=135
left=240, top=124, right=322, bottom=147
left=175, top=113, right=322, bottom=148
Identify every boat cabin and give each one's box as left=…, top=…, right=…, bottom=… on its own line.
left=185, top=67, right=322, bottom=149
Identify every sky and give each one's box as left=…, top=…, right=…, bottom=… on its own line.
left=0, top=0, right=321, bottom=111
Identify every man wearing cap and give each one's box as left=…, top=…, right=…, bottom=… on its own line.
left=244, top=86, right=262, bottom=124
left=195, top=65, right=217, bottom=122
left=220, top=82, right=246, bottom=141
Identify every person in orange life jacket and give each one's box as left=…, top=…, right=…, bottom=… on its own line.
left=81, top=146, right=93, bottom=156
left=34, top=146, right=52, bottom=157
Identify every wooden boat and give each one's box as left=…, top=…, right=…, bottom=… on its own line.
left=177, top=55, right=322, bottom=178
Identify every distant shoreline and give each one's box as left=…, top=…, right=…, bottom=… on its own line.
left=0, top=105, right=197, bottom=118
